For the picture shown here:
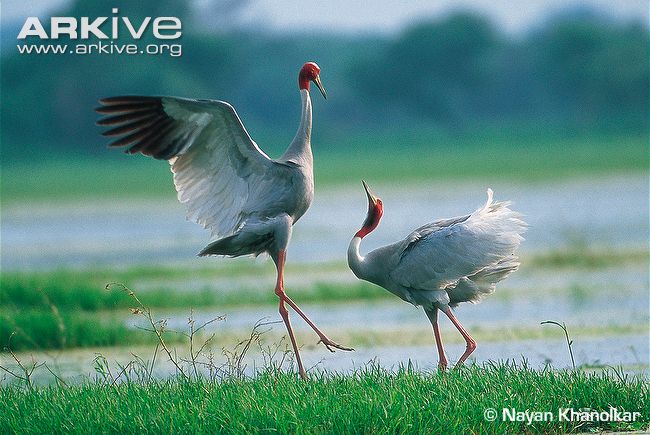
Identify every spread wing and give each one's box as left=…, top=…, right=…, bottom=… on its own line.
left=96, top=96, right=287, bottom=238
left=389, top=189, right=526, bottom=291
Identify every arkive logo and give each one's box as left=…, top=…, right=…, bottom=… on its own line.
left=18, top=8, right=181, bottom=40
left=16, top=8, right=183, bottom=57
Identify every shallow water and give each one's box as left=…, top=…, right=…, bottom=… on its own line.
left=2, top=174, right=647, bottom=270
left=2, top=277, right=647, bottom=384
left=2, top=333, right=645, bottom=386
left=1, top=174, right=648, bottom=383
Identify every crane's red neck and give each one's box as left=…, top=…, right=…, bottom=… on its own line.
left=299, top=62, right=320, bottom=91
left=355, top=199, right=383, bottom=238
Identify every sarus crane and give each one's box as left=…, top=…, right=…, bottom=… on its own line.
left=347, top=181, right=526, bottom=370
left=96, top=62, right=352, bottom=380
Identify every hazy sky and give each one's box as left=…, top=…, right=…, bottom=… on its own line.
left=3, top=0, right=646, bottom=34
left=235, top=0, right=646, bottom=34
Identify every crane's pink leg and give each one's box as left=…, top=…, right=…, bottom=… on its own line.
left=282, top=295, right=354, bottom=352
left=433, top=323, right=448, bottom=370
left=274, top=250, right=307, bottom=379
left=442, top=307, right=477, bottom=368
left=425, top=308, right=448, bottom=371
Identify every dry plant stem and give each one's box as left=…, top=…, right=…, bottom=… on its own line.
left=189, top=312, right=198, bottom=379
left=111, top=361, right=136, bottom=387
left=105, top=281, right=226, bottom=385
left=183, top=311, right=224, bottom=380
left=2, top=285, right=293, bottom=387
left=106, top=282, right=188, bottom=380
left=235, top=321, right=265, bottom=376
left=258, top=331, right=291, bottom=370
left=0, top=364, right=25, bottom=383
left=148, top=342, right=160, bottom=382
left=2, top=283, right=299, bottom=386
left=220, top=319, right=282, bottom=379
left=541, top=320, right=576, bottom=370
left=92, top=354, right=114, bottom=385
left=3, top=290, right=72, bottom=386
left=0, top=333, right=42, bottom=388
left=42, top=363, right=68, bottom=387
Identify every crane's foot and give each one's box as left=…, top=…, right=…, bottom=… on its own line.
left=453, top=340, right=477, bottom=370
left=317, top=338, right=354, bottom=353
left=438, top=360, right=448, bottom=372
left=280, top=293, right=354, bottom=352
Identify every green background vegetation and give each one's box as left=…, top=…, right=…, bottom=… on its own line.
left=2, top=132, right=647, bottom=202
left=2, top=1, right=647, bottom=204
left=2, top=0, right=648, bottom=163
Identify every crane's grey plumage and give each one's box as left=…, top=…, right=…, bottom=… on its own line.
left=348, top=182, right=526, bottom=369
left=96, top=62, right=348, bottom=380
left=97, top=94, right=312, bottom=257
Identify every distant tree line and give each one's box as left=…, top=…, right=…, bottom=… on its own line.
left=350, top=11, right=647, bottom=131
left=2, top=0, right=647, bottom=160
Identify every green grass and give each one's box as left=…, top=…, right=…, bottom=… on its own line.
left=0, top=264, right=383, bottom=350
left=0, top=309, right=177, bottom=351
left=2, top=131, right=647, bottom=203
left=1, top=267, right=383, bottom=311
left=1, top=363, right=647, bottom=433
left=0, top=277, right=383, bottom=351
left=1, top=157, right=176, bottom=203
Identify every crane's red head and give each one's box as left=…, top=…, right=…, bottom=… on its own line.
left=299, top=62, right=327, bottom=99
left=355, top=180, right=383, bottom=238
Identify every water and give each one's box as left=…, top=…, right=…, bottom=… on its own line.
left=147, top=272, right=648, bottom=370
left=1, top=174, right=648, bottom=382
left=2, top=174, right=647, bottom=270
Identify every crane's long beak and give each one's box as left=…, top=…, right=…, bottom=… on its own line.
left=362, top=180, right=378, bottom=205
left=313, top=75, right=327, bottom=99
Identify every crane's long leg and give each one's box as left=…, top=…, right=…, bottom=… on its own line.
left=274, top=250, right=307, bottom=379
left=442, top=306, right=477, bottom=368
left=282, top=295, right=354, bottom=352
left=273, top=250, right=352, bottom=352
left=424, top=307, right=448, bottom=371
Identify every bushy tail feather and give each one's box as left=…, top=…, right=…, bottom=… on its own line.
left=471, top=256, right=520, bottom=284
left=198, top=232, right=272, bottom=257
left=443, top=190, right=525, bottom=307
left=470, top=188, right=528, bottom=252
left=198, top=234, right=238, bottom=256
left=478, top=189, right=525, bottom=223
left=448, top=257, right=520, bottom=307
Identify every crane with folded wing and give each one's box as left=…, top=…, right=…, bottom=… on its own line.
left=348, top=182, right=526, bottom=370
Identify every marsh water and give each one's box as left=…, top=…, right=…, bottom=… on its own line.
left=2, top=174, right=648, bottom=381
left=4, top=174, right=647, bottom=269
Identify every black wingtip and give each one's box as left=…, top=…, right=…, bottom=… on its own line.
left=99, top=96, right=160, bottom=105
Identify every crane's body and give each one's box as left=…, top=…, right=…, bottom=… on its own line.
left=97, top=62, right=350, bottom=380
left=348, top=182, right=526, bottom=369
left=197, top=89, right=315, bottom=259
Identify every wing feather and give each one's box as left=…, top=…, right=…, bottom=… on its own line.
left=389, top=189, right=526, bottom=291
left=96, top=95, right=284, bottom=238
